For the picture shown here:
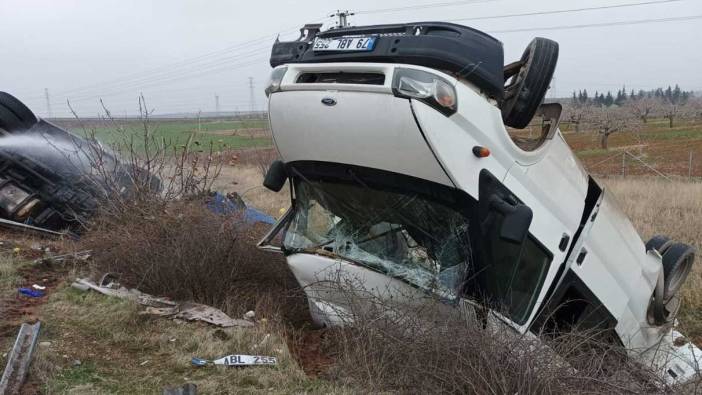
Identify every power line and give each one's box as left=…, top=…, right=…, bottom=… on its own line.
left=447, top=0, right=684, bottom=23
left=54, top=45, right=273, bottom=99
left=486, top=14, right=702, bottom=34
left=356, top=0, right=499, bottom=15
left=45, top=15, right=332, bottom=99
left=64, top=54, right=268, bottom=103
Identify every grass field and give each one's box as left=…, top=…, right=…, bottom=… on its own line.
left=54, top=118, right=272, bottom=152
left=563, top=118, right=702, bottom=177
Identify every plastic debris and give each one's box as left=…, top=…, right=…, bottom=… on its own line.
left=173, top=302, right=254, bottom=328
left=35, top=250, right=91, bottom=265
left=206, top=192, right=275, bottom=225
left=72, top=276, right=252, bottom=328
left=191, top=354, right=278, bottom=367
left=32, top=284, right=46, bottom=290
left=244, top=310, right=256, bottom=320
left=18, top=288, right=44, bottom=298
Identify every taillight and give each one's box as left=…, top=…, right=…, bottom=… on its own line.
left=392, top=68, right=457, bottom=116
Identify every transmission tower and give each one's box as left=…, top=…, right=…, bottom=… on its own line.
left=44, top=88, right=52, bottom=118
left=330, top=10, right=354, bottom=28
left=248, top=77, right=256, bottom=114
left=215, top=94, right=220, bottom=115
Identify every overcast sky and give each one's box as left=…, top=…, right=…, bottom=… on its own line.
left=0, top=0, right=699, bottom=117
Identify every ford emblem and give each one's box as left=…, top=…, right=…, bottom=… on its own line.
left=321, top=97, right=337, bottom=106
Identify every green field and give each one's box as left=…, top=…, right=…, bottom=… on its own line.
left=66, top=119, right=272, bottom=152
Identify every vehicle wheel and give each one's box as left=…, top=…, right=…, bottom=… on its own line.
left=646, top=235, right=673, bottom=255
left=0, top=92, right=37, bottom=132
left=501, top=38, right=559, bottom=129
left=661, top=243, right=695, bottom=302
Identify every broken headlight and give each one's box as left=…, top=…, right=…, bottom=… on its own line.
left=392, top=68, right=457, bottom=116
left=265, top=66, right=288, bottom=97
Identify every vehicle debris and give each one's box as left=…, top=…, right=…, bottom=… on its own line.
left=18, top=287, right=44, bottom=298
left=0, top=91, right=161, bottom=233
left=171, top=302, right=254, bottom=328
left=206, top=191, right=275, bottom=224
left=72, top=276, right=253, bottom=328
left=34, top=250, right=91, bottom=265
left=261, top=21, right=701, bottom=384
left=190, top=354, right=278, bottom=367
left=163, top=382, right=198, bottom=395
left=0, top=322, right=41, bottom=394
left=0, top=217, right=69, bottom=238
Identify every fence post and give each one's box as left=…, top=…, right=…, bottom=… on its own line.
left=690, top=151, right=694, bottom=181
left=622, top=152, right=626, bottom=177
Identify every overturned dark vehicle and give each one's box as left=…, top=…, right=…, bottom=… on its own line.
left=0, top=92, right=159, bottom=233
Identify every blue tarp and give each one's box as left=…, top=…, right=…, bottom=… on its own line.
left=206, top=192, right=276, bottom=225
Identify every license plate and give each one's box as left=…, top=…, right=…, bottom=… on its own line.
left=312, top=36, right=376, bottom=52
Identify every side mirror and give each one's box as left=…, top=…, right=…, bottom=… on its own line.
left=489, top=196, right=533, bottom=244
left=263, top=160, right=288, bottom=192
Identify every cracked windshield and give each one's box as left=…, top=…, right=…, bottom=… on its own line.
left=283, top=178, right=472, bottom=299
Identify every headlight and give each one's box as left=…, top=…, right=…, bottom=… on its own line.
left=265, top=66, right=288, bottom=97
left=392, top=68, right=457, bottom=116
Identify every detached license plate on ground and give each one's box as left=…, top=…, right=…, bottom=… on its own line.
left=313, top=36, right=376, bottom=52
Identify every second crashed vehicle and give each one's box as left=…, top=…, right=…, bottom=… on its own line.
left=259, top=22, right=700, bottom=383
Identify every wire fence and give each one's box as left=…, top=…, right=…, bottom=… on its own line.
left=585, top=149, right=700, bottom=182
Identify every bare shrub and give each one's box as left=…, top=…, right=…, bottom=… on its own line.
left=314, top=274, right=667, bottom=394
left=80, top=198, right=308, bottom=322
left=67, top=96, right=224, bottom=224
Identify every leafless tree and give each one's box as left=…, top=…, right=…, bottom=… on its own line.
left=563, top=102, right=589, bottom=132
left=661, top=101, right=681, bottom=129
left=590, top=106, right=638, bottom=150
left=627, top=97, right=657, bottom=124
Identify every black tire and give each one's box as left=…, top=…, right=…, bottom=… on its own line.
left=0, top=91, right=37, bottom=132
left=646, top=235, right=673, bottom=255
left=661, top=242, right=695, bottom=302
left=501, top=38, right=559, bottom=129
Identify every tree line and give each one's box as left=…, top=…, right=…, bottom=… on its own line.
left=562, top=85, right=701, bottom=149
left=572, top=85, right=694, bottom=107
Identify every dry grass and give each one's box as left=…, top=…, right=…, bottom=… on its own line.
left=80, top=198, right=306, bottom=323
left=320, top=279, right=665, bottom=394
left=32, top=287, right=349, bottom=394
left=603, top=177, right=702, bottom=340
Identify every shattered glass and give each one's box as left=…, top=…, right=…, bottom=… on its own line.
left=283, top=179, right=472, bottom=299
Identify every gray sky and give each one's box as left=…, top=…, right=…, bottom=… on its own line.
left=1, top=0, right=700, bottom=117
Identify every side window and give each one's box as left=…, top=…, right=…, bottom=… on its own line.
left=476, top=215, right=552, bottom=324
left=468, top=170, right=553, bottom=325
